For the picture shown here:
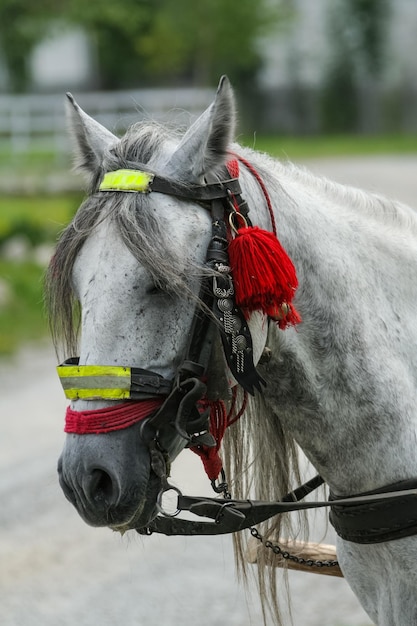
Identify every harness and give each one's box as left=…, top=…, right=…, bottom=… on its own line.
left=57, top=159, right=417, bottom=548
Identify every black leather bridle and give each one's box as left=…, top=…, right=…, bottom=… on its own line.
left=60, top=164, right=417, bottom=545
left=131, top=167, right=268, bottom=513
left=135, top=168, right=417, bottom=546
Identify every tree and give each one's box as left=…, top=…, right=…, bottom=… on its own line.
left=68, top=0, right=283, bottom=89
left=0, top=0, right=286, bottom=91
left=320, top=0, right=390, bottom=132
left=136, top=0, right=281, bottom=85
left=350, top=0, right=389, bottom=77
left=0, top=0, right=63, bottom=91
left=65, top=0, right=153, bottom=89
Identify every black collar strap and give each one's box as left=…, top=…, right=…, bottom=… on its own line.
left=329, top=478, right=417, bottom=544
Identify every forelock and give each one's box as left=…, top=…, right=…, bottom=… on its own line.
left=104, top=121, right=182, bottom=173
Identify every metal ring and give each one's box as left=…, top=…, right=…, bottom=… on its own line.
left=214, top=502, right=235, bottom=524
left=228, top=211, right=248, bottom=234
left=156, top=484, right=182, bottom=517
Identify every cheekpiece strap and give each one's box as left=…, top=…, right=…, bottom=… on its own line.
left=210, top=266, right=265, bottom=395
left=204, top=172, right=265, bottom=396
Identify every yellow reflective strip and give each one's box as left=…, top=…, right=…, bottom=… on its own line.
left=99, top=169, right=154, bottom=193
left=57, top=365, right=131, bottom=379
left=63, top=388, right=131, bottom=400
left=57, top=365, right=133, bottom=400
left=59, top=376, right=131, bottom=390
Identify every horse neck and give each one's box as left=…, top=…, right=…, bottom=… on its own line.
left=237, top=149, right=417, bottom=496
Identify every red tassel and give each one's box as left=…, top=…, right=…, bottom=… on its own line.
left=190, top=399, right=227, bottom=481
left=228, top=225, right=301, bottom=329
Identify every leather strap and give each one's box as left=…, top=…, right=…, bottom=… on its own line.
left=137, top=480, right=417, bottom=538
left=150, top=175, right=242, bottom=202
left=329, top=478, right=417, bottom=544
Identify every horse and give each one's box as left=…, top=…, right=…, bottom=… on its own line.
left=46, top=76, right=417, bottom=625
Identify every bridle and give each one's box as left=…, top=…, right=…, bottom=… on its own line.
left=58, top=160, right=266, bottom=437
left=57, top=159, right=417, bottom=547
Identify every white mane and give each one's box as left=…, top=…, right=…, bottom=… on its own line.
left=282, top=157, right=417, bottom=235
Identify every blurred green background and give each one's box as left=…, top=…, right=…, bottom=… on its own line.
left=0, top=0, right=416, bottom=357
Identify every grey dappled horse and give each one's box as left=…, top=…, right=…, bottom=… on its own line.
left=47, top=77, right=417, bottom=625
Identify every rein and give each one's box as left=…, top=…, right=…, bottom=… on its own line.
left=139, top=473, right=417, bottom=546
left=139, top=482, right=417, bottom=537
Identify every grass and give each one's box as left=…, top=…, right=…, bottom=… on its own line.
left=2, top=133, right=417, bottom=170
left=240, top=132, right=417, bottom=159
left=0, top=148, right=64, bottom=169
left=0, top=260, right=47, bottom=355
left=0, top=194, right=80, bottom=244
left=0, top=194, right=80, bottom=357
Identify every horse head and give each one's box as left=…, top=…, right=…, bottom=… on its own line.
left=49, top=77, right=268, bottom=531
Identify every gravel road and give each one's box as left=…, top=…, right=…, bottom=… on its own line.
left=2, top=155, right=417, bottom=626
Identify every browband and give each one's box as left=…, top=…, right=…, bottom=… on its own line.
left=99, top=168, right=242, bottom=202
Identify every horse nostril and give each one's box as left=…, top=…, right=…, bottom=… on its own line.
left=58, top=460, right=78, bottom=506
left=87, top=469, right=118, bottom=506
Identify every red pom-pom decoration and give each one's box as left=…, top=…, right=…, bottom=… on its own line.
left=228, top=225, right=301, bottom=329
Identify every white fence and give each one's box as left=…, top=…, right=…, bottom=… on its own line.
left=0, top=88, right=215, bottom=157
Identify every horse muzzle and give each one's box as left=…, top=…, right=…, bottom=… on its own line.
left=57, top=423, right=162, bottom=529
left=57, top=377, right=208, bottom=529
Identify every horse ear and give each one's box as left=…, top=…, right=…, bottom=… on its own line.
left=165, top=75, right=236, bottom=182
left=66, top=93, right=118, bottom=180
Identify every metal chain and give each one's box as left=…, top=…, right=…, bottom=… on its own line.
left=249, top=526, right=339, bottom=569
left=210, top=472, right=339, bottom=569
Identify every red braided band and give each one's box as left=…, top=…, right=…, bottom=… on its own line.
left=65, top=399, right=164, bottom=435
